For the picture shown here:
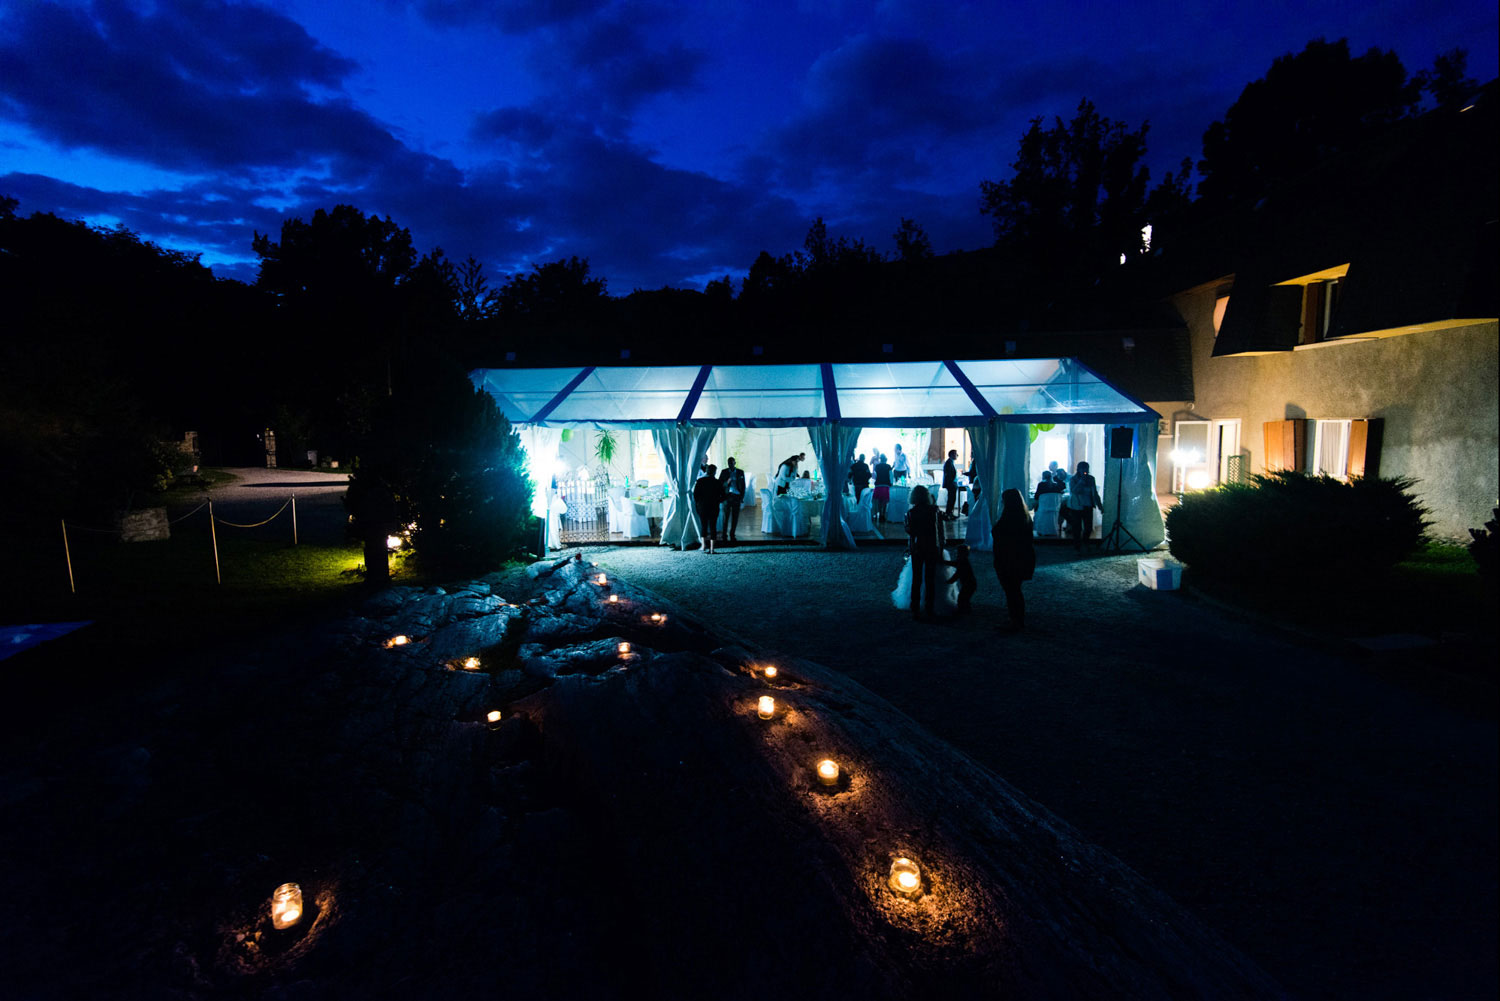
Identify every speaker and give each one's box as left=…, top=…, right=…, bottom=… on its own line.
left=1109, top=426, right=1135, bottom=460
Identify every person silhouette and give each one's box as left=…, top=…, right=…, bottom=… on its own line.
left=719, top=457, right=746, bottom=543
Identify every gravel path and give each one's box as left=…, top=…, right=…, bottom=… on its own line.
left=167, top=467, right=350, bottom=544
left=580, top=541, right=1497, bottom=1001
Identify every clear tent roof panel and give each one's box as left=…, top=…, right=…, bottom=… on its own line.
left=469, top=359, right=1156, bottom=426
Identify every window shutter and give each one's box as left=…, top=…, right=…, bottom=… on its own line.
left=1347, top=418, right=1383, bottom=478
left=1263, top=419, right=1306, bottom=472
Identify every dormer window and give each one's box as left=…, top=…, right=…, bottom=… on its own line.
left=1274, top=264, right=1349, bottom=345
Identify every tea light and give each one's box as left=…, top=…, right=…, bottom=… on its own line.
left=648, top=612, right=666, bottom=624
left=817, top=759, right=839, bottom=786
left=486, top=710, right=501, bottom=723
left=596, top=573, right=608, bottom=586
left=461, top=656, right=481, bottom=670
left=607, top=594, right=619, bottom=604
left=270, top=882, right=303, bottom=929
left=763, top=665, right=778, bottom=679
left=888, top=858, right=922, bottom=898
left=757, top=695, right=775, bottom=719
left=385, top=634, right=410, bottom=648
left=618, top=642, right=631, bottom=655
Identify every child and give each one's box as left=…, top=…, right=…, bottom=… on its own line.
left=944, top=542, right=977, bottom=614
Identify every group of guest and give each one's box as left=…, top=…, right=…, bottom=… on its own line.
left=1030, top=460, right=1102, bottom=550
left=900, top=483, right=1034, bottom=630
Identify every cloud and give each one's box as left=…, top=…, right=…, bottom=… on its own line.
left=0, top=0, right=395, bottom=174
left=408, top=0, right=610, bottom=32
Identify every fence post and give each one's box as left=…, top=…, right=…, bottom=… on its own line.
left=61, top=519, right=75, bottom=594
left=292, top=495, right=299, bottom=545
left=209, top=500, right=222, bottom=584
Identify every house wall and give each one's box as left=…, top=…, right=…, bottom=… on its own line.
left=1173, top=284, right=1499, bottom=540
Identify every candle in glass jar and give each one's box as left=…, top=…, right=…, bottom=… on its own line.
left=270, top=882, right=303, bottom=929
left=607, top=594, right=619, bottom=604
left=757, top=695, right=775, bottom=719
left=763, top=665, right=778, bottom=679
left=888, top=858, right=922, bottom=897
left=486, top=710, right=501, bottom=723
left=618, top=642, right=631, bottom=655
left=461, top=656, right=480, bottom=670
left=817, top=759, right=839, bottom=786
left=596, top=573, right=608, bottom=586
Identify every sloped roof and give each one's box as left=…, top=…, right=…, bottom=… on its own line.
left=470, top=358, right=1157, bottom=428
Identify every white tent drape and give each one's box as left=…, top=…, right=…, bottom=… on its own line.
left=1101, top=422, right=1166, bottom=549
left=653, top=426, right=717, bottom=549
left=966, top=424, right=1002, bottom=551
left=809, top=424, right=860, bottom=549
left=518, top=425, right=563, bottom=550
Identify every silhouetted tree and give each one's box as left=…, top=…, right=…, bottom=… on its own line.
left=893, top=218, right=934, bottom=262
left=1415, top=48, right=1479, bottom=110
left=980, top=99, right=1154, bottom=285
left=1196, top=39, right=1424, bottom=210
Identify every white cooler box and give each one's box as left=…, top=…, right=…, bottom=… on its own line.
left=1137, top=558, right=1183, bottom=591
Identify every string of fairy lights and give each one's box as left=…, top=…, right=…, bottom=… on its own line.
left=260, top=560, right=926, bottom=938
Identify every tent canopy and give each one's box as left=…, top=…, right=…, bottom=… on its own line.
left=470, top=359, right=1158, bottom=429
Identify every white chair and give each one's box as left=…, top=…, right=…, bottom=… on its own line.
left=772, top=494, right=811, bottom=537
left=606, top=485, right=627, bottom=534
left=846, top=490, right=875, bottom=534
left=886, top=485, right=910, bottom=524
left=1035, top=493, right=1063, bottom=537
left=615, top=495, right=651, bottom=540
left=743, top=473, right=758, bottom=505
left=760, top=488, right=775, bottom=534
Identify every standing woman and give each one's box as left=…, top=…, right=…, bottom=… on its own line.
left=694, top=463, right=725, bottom=553
left=992, top=487, right=1036, bottom=631
left=903, top=485, right=945, bottom=619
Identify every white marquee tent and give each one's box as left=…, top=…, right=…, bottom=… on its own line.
left=469, top=359, right=1164, bottom=551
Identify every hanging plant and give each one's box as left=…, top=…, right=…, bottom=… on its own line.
left=594, top=428, right=618, bottom=466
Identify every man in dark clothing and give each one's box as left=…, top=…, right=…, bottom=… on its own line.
left=693, top=464, right=725, bottom=554
left=942, top=450, right=959, bottom=520
left=849, top=453, right=871, bottom=501
left=903, top=486, right=946, bottom=619
left=718, top=457, right=746, bottom=543
left=872, top=453, right=893, bottom=523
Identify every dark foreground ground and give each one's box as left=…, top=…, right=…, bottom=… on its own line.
left=0, top=539, right=1493, bottom=999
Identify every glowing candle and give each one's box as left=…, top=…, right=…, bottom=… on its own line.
left=270, top=882, right=303, bottom=929
left=486, top=710, right=501, bottom=723
left=385, top=635, right=410, bottom=648
left=757, top=695, right=775, bottom=719
left=607, top=593, right=619, bottom=604
left=763, top=665, right=778, bottom=679
left=461, top=656, right=480, bottom=670
left=618, top=642, right=631, bottom=655
left=596, top=573, right=608, bottom=586
left=888, top=858, right=922, bottom=898
left=817, top=759, right=839, bottom=786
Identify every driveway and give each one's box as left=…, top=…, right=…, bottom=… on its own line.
left=584, top=541, right=1498, bottom=1001
left=169, top=466, right=350, bottom=544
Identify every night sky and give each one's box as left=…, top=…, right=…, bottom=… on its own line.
left=2, top=0, right=1495, bottom=291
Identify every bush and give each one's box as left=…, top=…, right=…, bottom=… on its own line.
left=1166, top=472, right=1430, bottom=588
left=1469, top=507, right=1499, bottom=585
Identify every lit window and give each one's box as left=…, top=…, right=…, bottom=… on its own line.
left=1312, top=420, right=1352, bottom=480
left=1212, top=296, right=1230, bottom=336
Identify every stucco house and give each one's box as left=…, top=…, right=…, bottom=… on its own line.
left=1148, top=84, right=1498, bottom=540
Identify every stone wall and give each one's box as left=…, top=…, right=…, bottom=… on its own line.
left=117, top=507, right=170, bottom=542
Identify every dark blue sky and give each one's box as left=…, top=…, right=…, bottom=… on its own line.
left=2, top=0, right=1495, bottom=291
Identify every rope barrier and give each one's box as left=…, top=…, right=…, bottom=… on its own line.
left=169, top=500, right=210, bottom=524
left=212, top=498, right=292, bottom=529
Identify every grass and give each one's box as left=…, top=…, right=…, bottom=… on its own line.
left=1191, top=541, right=1489, bottom=639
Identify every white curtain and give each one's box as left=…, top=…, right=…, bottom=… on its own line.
left=518, top=425, right=564, bottom=550
left=653, top=426, right=717, bottom=549
left=809, top=424, right=860, bottom=549
left=1101, top=422, right=1166, bottom=549
left=966, top=423, right=1002, bottom=551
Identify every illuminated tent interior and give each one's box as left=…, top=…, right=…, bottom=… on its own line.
left=469, top=359, right=1164, bottom=550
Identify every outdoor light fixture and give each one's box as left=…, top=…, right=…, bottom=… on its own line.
left=618, top=642, right=631, bottom=655
left=817, top=759, right=840, bottom=786
left=385, top=635, right=410, bottom=648
left=461, top=656, right=481, bottom=670
left=270, top=882, right=303, bottom=930
left=1186, top=470, right=1213, bottom=490
left=763, top=665, right=778, bottom=679
left=757, top=695, right=775, bottom=719
left=888, top=858, right=922, bottom=898
left=386, top=535, right=402, bottom=551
